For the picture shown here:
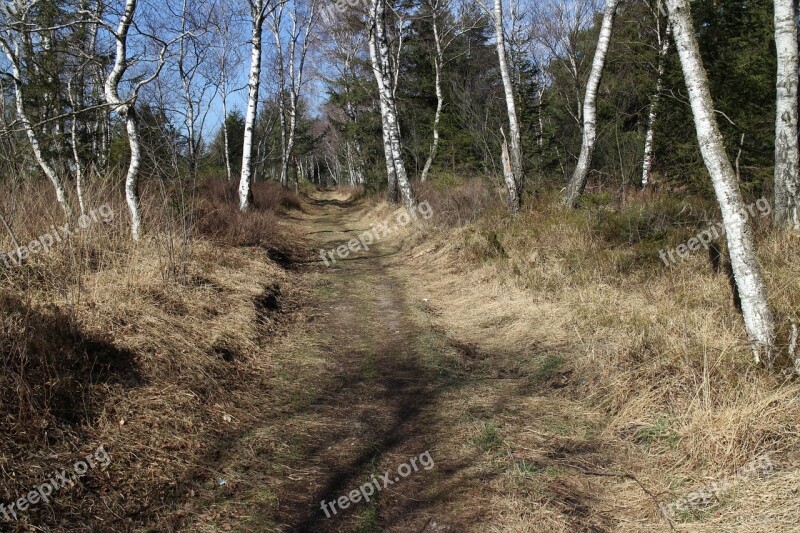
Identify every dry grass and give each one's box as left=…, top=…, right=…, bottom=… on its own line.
left=384, top=178, right=800, bottom=531
left=1, top=176, right=797, bottom=530
left=0, top=176, right=306, bottom=528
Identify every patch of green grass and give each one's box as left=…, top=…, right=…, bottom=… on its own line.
left=472, top=421, right=504, bottom=452
left=634, top=416, right=681, bottom=449
left=514, top=460, right=561, bottom=477
left=354, top=502, right=380, bottom=532
left=671, top=505, right=717, bottom=523
left=361, top=347, right=379, bottom=381
left=314, top=283, right=335, bottom=296
left=541, top=417, right=572, bottom=436
left=528, top=354, right=566, bottom=383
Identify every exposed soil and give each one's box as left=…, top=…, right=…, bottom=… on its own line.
left=170, top=190, right=625, bottom=532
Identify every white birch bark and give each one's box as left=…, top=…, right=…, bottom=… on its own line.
left=641, top=21, right=671, bottom=187
left=376, top=0, right=414, bottom=207
left=773, top=0, right=799, bottom=228
left=420, top=1, right=443, bottom=183
left=666, top=0, right=776, bottom=364
left=278, top=0, right=315, bottom=189
left=537, top=86, right=544, bottom=148
left=493, top=0, right=523, bottom=211
left=368, top=23, right=399, bottom=202
left=239, top=0, right=270, bottom=211
left=103, top=0, right=142, bottom=239
left=104, top=0, right=167, bottom=240
left=0, top=39, right=71, bottom=216
left=221, top=67, right=232, bottom=181
left=501, top=128, right=519, bottom=209
left=563, top=0, right=618, bottom=208
left=271, top=6, right=289, bottom=187
left=177, top=1, right=200, bottom=179
left=369, top=0, right=414, bottom=206
left=67, top=79, right=86, bottom=216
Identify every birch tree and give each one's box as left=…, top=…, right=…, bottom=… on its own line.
left=209, top=1, right=243, bottom=182
left=772, top=0, right=799, bottom=228
left=533, top=0, right=599, bottom=128
left=103, top=0, right=169, bottom=240
left=368, top=0, right=415, bottom=207
left=319, top=20, right=368, bottom=187
left=270, top=0, right=316, bottom=190
left=665, top=0, right=776, bottom=364
left=562, top=0, right=618, bottom=208
left=239, top=0, right=276, bottom=211
left=368, top=0, right=397, bottom=202
left=0, top=0, right=71, bottom=216
left=419, top=0, right=478, bottom=183
left=641, top=11, right=670, bottom=187
left=175, top=0, right=218, bottom=180
left=67, top=76, right=86, bottom=216
left=477, top=0, right=523, bottom=211
left=419, top=0, right=445, bottom=183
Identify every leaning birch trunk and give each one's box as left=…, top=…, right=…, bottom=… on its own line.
left=666, top=0, right=776, bottom=364
left=493, top=0, right=522, bottom=211
left=0, top=41, right=71, bottom=216
left=420, top=5, right=443, bottom=183
left=563, top=0, right=618, bottom=208
left=383, top=94, right=415, bottom=207
left=641, top=22, right=671, bottom=188
left=500, top=129, right=519, bottom=209
left=239, top=3, right=266, bottom=211
left=772, top=0, right=799, bottom=228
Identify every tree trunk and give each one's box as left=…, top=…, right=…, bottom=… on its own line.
left=494, top=0, right=522, bottom=211
left=239, top=7, right=265, bottom=211
left=376, top=0, right=414, bottom=207
left=272, top=9, right=290, bottom=188
left=562, top=0, right=618, bottom=208
left=221, top=69, right=232, bottom=181
left=0, top=41, right=71, bottom=217
left=666, top=0, right=777, bottom=364
left=68, top=81, right=87, bottom=216
left=124, top=109, right=142, bottom=240
left=420, top=6, right=443, bottom=183
left=103, top=0, right=146, bottom=240
left=641, top=22, right=671, bottom=188
left=369, top=0, right=414, bottom=206
left=773, top=0, right=799, bottom=228
left=501, top=128, right=519, bottom=209
left=284, top=100, right=297, bottom=188
left=368, top=17, right=399, bottom=202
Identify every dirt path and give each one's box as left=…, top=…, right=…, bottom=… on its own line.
left=180, top=190, right=619, bottom=532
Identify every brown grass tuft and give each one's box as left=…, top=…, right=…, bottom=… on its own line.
left=0, top=175, right=305, bottom=528
left=392, top=184, right=800, bottom=531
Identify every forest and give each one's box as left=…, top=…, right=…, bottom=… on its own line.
left=0, top=0, right=798, bottom=530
